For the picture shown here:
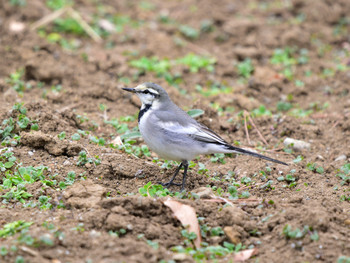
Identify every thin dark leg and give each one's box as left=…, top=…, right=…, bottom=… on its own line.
left=180, top=161, right=189, bottom=191
left=158, top=162, right=183, bottom=187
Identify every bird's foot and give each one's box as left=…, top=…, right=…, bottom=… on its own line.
left=158, top=181, right=182, bottom=188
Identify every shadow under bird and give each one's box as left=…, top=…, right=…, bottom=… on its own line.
left=123, top=82, right=288, bottom=190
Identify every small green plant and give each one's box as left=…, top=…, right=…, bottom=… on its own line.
left=138, top=182, right=172, bottom=197
left=6, top=70, right=32, bottom=93
left=109, top=228, right=127, bottom=238
left=71, top=223, right=85, bottom=232
left=178, top=25, right=199, bottom=39
left=282, top=224, right=318, bottom=241
left=0, top=103, right=38, bottom=145
left=89, top=136, right=106, bottom=146
left=336, top=163, right=350, bottom=185
left=195, top=83, right=232, bottom=97
left=46, top=0, right=72, bottom=10
left=176, top=54, right=216, bottom=72
left=289, top=108, right=313, bottom=117
left=172, top=227, right=244, bottom=260
left=210, top=153, right=226, bottom=164
left=337, top=256, right=350, bottom=263
left=187, top=109, right=204, bottom=118
left=0, top=221, right=32, bottom=238
left=252, top=105, right=272, bottom=117
left=59, top=171, right=76, bottom=189
left=277, top=101, right=293, bottom=112
left=76, top=151, right=101, bottom=166
left=53, top=18, right=85, bottom=35
left=71, top=133, right=81, bottom=141
left=10, top=0, right=26, bottom=6
left=293, top=155, right=304, bottom=163
left=306, top=163, right=324, bottom=174
left=57, top=131, right=66, bottom=140
left=130, top=56, right=171, bottom=76
left=237, top=58, right=254, bottom=78
left=38, top=195, right=53, bottom=210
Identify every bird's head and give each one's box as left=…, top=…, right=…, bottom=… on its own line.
left=122, top=82, right=170, bottom=106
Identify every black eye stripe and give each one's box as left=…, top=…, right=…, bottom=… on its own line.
left=139, top=89, right=159, bottom=97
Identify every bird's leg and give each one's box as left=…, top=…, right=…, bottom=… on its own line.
left=159, top=162, right=183, bottom=187
left=180, top=161, right=189, bottom=191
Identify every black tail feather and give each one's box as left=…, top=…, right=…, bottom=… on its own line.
left=227, top=145, right=288, bottom=166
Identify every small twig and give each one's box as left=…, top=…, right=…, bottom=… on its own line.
left=184, top=40, right=211, bottom=56
left=247, top=113, right=268, bottom=145
left=330, top=120, right=340, bottom=130
left=243, top=111, right=252, bottom=145
left=203, top=198, right=260, bottom=204
left=30, top=7, right=102, bottom=43
left=209, top=195, right=234, bottom=206
left=82, top=147, right=96, bottom=168
left=30, top=7, right=68, bottom=30
left=67, top=7, right=102, bottom=43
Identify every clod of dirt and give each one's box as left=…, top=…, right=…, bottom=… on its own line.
left=25, top=54, right=66, bottom=83
left=63, top=180, right=106, bottom=208
left=224, top=226, right=242, bottom=245
left=232, top=93, right=260, bottom=111
left=191, top=187, right=214, bottom=199
left=21, top=131, right=82, bottom=156
left=219, top=205, right=247, bottom=227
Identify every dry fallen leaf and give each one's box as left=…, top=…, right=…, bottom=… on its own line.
left=111, top=136, right=123, bottom=146
left=164, top=199, right=201, bottom=248
left=233, top=248, right=257, bottom=262
left=98, top=19, right=116, bottom=33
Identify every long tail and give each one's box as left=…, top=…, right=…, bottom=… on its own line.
left=227, top=145, right=288, bottom=166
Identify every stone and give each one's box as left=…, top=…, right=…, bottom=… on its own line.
left=191, top=187, right=214, bottom=199
left=334, top=155, right=347, bottom=162
left=283, top=138, right=311, bottom=151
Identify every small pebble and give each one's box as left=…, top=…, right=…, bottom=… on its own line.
left=283, top=137, right=311, bottom=151
left=334, top=155, right=347, bottom=162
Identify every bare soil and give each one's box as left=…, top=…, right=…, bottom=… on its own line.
left=0, top=0, right=350, bottom=262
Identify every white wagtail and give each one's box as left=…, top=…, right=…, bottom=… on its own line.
left=123, top=82, right=287, bottom=190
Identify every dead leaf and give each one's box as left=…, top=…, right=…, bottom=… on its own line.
left=111, top=136, right=123, bottom=146
left=98, top=19, right=116, bottom=33
left=233, top=248, right=257, bottom=262
left=164, top=199, right=201, bottom=248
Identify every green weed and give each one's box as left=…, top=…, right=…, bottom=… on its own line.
left=237, top=58, right=254, bottom=78
left=76, top=151, right=101, bottom=166
left=336, top=163, right=350, bottom=185
left=138, top=182, right=172, bottom=197
left=282, top=224, right=319, bottom=241
left=0, top=221, right=32, bottom=238
left=6, top=70, right=32, bottom=94
left=176, top=54, right=215, bottom=72
left=178, top=25, right=199, bottom=39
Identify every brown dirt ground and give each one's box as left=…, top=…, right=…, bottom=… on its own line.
left=0, top=0, right=350, bottom=262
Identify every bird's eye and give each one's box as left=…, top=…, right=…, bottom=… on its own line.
left=143, top=90, right=151, bottom=95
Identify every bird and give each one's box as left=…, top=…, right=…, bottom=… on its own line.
left=122, top=82, right=287, bottom=190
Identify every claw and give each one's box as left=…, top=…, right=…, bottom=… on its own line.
left=158, top=181, right=182, bottom=188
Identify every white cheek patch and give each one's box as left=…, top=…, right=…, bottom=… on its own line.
left=138, top=93, right=154, bottom=105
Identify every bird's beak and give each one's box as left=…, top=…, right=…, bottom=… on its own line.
left=122, top=87, right=136, bottom=93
